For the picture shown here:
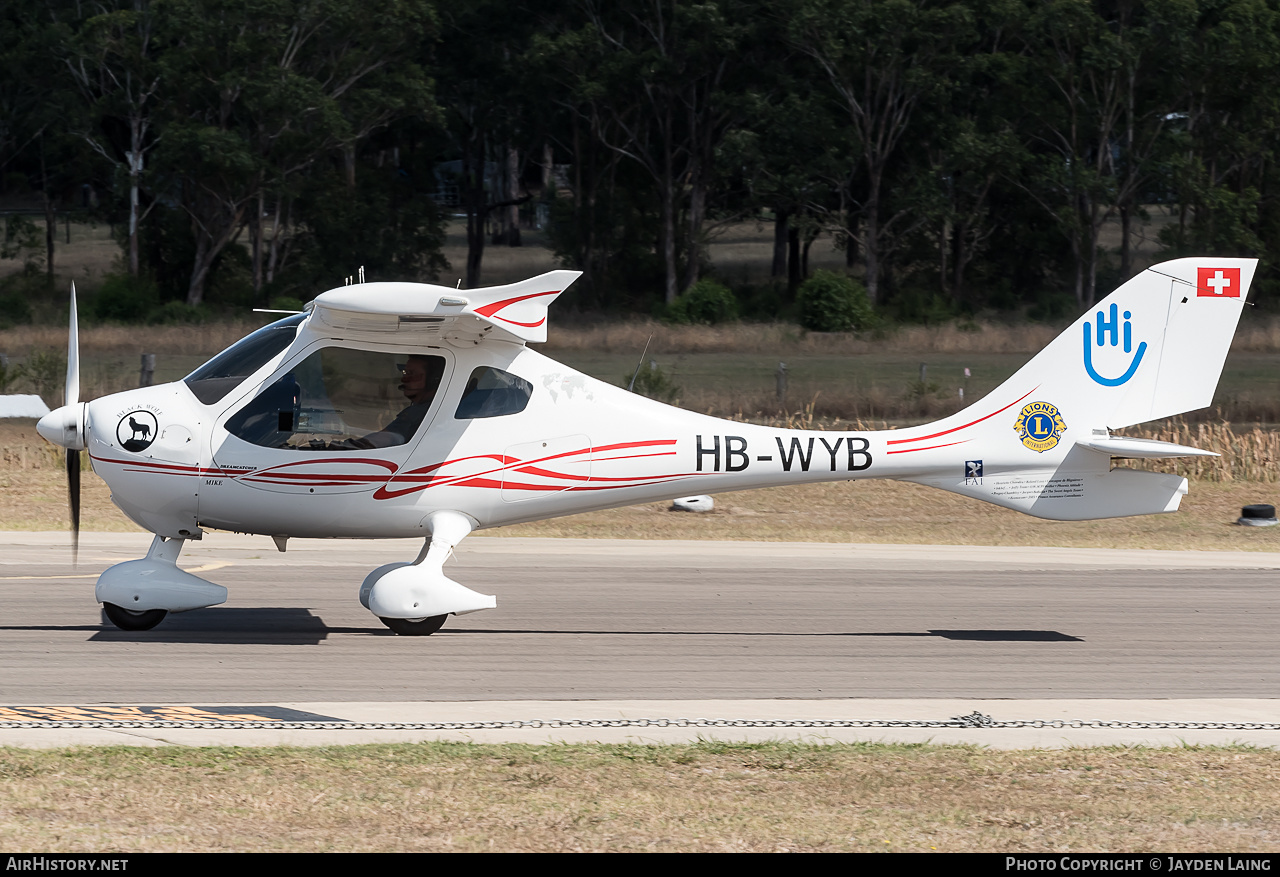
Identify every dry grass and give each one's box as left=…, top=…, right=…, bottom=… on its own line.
left=0, top=743, right=1277, bottom=852
left=1122, top=421, right=1280, bottom=483
left=0, top=321, right=260, bottom=357
left=544, top=317, right=1066, bottom=356
left=4, top=311, right=1277, bottom=361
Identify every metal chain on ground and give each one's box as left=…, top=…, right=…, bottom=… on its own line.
left=1, top=712, right=1279, bottom=731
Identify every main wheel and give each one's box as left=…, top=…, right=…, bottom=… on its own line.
left=379, top=614, right=448, bottom=636
left=102, top=602, right=168, bottom=631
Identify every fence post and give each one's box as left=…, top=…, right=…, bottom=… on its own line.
left=776, top=362, right=788, bottom=405
left=139, top=353, right=155, bottom=387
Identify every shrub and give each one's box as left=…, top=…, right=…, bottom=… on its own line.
left=0, top=291, right=32, bottom=328
left=0, top=356, right=22, bottom=393
left=146, top=301, right=208, bottom=325
left=268, top=296, right=305, bottom=312
left=0, top=261, right=46, bottom=327
left=796, top=270, right=873, bottom=332
left=735, top=281, right=790, bottom=321
left=625, top=360, right=681, bottom=404
left=1, top=215, right=39, bottom=261
left=23, top=349, right=65, bottom=406
left=667, top=279, right=739, bottom=325
left=92, top=272, right=158, bottom=322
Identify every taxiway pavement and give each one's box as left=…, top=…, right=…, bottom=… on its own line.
left=2, top=532, right=1278, bottom=747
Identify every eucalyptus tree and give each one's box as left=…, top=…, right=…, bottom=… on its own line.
left=527, top=16, right=631, bottom=304
left=1011, top=0, right=1184, bottom=307
left=893, top=0, right=1028, bottom=306
left=1158, top=0, right=1280, bottom=281
left=0, top=0, right=46, bottom=272
left=434, top=1, right=547, bottom=290
left=723, top=85, right=845, bottom=293
left=153, top=0, right=434, bottom=306
left=577, top=0, right=752, bottom=304
left=0, top=0, right=86, bottom=283
left=64, top=0, right=164, bottom=278
left=0, top=0, right=50, bottom=192
left=790, top=0, right=973, bottom=306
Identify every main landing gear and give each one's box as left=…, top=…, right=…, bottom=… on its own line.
left=378, top=615, right=448, bottom=636
left=96, top=511, right=497, bottom=636
left=102, top=603, right=168, bottom=631
left=359, top=511, right=497, bottom=636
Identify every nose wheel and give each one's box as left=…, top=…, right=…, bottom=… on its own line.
left=102, top=602, right=168, bottom=631
left=379, top=615, right=448, bottom=636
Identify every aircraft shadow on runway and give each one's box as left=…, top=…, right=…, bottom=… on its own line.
left=448, top=628, right=1084, bottom=641
left=10, top=611, right=1083, bottom=645
left=82, top=607, right=385, bottom=645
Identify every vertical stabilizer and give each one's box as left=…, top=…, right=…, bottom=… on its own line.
left=892, top=257, right=1254, bottom=520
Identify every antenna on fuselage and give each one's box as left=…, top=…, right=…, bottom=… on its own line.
left=627, top=335, right=653, bottom=393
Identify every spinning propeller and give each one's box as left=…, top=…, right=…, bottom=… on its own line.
left=36, top=283, right=84, bottom=564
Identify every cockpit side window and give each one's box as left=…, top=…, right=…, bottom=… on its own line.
left=184, top=313, right=307, bottom=405
left=454, top=366, right=532, bottom=419
left=225, top=347, right=445, bottom=451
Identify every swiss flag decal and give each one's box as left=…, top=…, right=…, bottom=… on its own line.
left=1197, top=267, right=1242, bottom=298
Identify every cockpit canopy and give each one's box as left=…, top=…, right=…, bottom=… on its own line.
left=184, top=313, right=307, bottom=405
left=226, top=347, right=447, bottom=450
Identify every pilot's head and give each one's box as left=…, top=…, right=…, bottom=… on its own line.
left=398, top=354, right=441, bottom=405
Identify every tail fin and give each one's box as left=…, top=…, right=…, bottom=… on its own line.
left=1010, top=257, right=1254, bottom=429
left=896, top=258, right=1255, bottom=520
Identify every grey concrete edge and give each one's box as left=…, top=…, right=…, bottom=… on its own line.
left=2, top=699, right=1280, bottom=750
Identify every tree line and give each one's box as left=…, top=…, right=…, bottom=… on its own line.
left=2, top=0, right=1278, bottom=322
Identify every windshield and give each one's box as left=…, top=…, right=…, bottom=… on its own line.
left=184, top=313, right=307, bottom=405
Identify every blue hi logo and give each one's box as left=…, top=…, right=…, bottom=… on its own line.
left=1083, top=303, right=1147, bottom=386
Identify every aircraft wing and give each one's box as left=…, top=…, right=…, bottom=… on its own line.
left=309, top=270, right=582, bottom=344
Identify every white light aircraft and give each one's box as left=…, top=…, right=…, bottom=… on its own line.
left=37, top=258, right=1255, bottom=634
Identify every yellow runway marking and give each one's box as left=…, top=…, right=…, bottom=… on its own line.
left=0, top=705, right=283, bottom=722
left=0, top=561, right=231, bottom=580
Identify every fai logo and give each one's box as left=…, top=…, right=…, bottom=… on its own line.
left=1197, top=267, right=1241, bottom=298
left=964, top=460, right=983, bottom=485
left=1014, top=402, right=1066, bottom=453
left=1083, top=302, right=1147, bottom=387
left=116, top=410, right=158, bottom=453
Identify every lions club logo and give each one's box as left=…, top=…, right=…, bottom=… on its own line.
left=117, top=410, right=158, bottom=453
left=1014, top=401, right=1066, bottom=453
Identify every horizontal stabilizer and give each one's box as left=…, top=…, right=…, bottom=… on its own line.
left=1078, top=436, right=1218, bottom=459
left=904, top=444, right=1190, bottom=520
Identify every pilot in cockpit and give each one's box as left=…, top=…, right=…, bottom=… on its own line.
left=342, top=354, right=444, bottom=449
left=225, top=348, right=447, bottom=451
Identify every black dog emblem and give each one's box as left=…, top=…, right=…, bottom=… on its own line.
left=129, top=416, right=152, bottom=442
left=117, top=410, right=159, bottom=452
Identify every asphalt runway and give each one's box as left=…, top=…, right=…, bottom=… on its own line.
left=2, top=532, right=1279, bottom=747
